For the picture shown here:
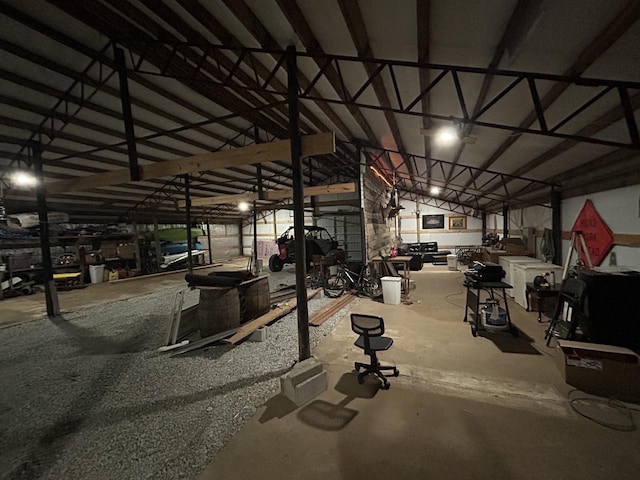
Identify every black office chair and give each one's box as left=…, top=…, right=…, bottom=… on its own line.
left=351, top=313, right=399, bottom=389
left=545, top=277, right=588, bottom=346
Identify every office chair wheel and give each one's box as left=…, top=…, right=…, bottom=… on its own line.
left=381, top=381, right=390, bottom=390
left=393, top=368, right=399, bottom=377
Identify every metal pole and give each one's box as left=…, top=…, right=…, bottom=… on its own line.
left=113, top=46, right=140, bottom=181
left=287, top=45, right=310, bottom=362
left=206, top=220, right=213, bottom=264
left=551, top=189, right=562, bottom=265
left=33, top=143, right=59, bottom=317
left=184, top=174, right=193, bottom=273
left=481, top=210, right=487, bottom=242
left=502, top=204, right=509, bottom=239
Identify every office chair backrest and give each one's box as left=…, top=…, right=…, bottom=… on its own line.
left=351, top=313, right=385, bottom=337
left=351, top=314, right=385, bottom=352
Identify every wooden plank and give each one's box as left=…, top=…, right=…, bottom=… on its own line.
left=46, top=132, right=335, bottom=194
left=562, top=230, right=640, bottom=247
left=222, top=288, right=321, bottom=344
left=309, top=293, right=356, bottom=326
left=167, top=327, right=241, bottom=356
left=615, top=233, right=640, bottom=247
left=182, top=181, right=356, bottom=208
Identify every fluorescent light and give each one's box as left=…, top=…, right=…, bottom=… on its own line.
left=434, top=126, right=458, bottom=146
left=430, top=186, right=440, bottom=196
left=238, top=201, right=250, bottom=212
left=11, top=171, right=37, bottom=188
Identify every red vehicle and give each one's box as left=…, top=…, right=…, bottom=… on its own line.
left=268, top=225, right=345, bottom=272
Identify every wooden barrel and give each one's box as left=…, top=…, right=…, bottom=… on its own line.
left=198, top=287, right=240, bottom=337
left=239, top=276, right=270, bottom=323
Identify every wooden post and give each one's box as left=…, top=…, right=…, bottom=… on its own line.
left=206, top=220, right=213, bottom=264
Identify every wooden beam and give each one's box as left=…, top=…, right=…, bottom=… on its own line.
left=181, top=181, right=356, bottom=208
left=46, top=132, right=335, bottom=194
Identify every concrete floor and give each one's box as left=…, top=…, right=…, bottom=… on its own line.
left=200, top=265, right=640, bottom=480
left=3, top=261, right=639, bottom=479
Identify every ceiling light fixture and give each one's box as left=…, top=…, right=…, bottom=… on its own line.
left=238, top=201, right=250, bottom=212
left=430, top=186, right=440, bottom=196
left=10, top=171, right=37, bottom=188
left=434, top=126, right=458, bottom=146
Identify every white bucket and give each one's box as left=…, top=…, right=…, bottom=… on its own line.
left=89, top=264, right=105, bottom=284
left=447, top=254, right=458, bottom=271
left=380, top=276, right=402, bottom=305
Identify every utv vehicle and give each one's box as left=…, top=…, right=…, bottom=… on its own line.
left=268, top=225, right=345, bottom=272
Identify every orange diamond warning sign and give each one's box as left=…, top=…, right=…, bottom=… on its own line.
left=571, top=200, right=614, bottom=266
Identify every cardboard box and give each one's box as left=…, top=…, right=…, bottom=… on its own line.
left=556, top=340, right=640, bottom=401
left=502, top=238, right=527, bottom=253
left=117, top=244, right=136, bottom=259
left=85, top=253, right=99, bottom=264
left=100, top=242, right=118, bottom=258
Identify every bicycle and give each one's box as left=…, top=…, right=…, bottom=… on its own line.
left=323, top=262, right=382, bottom=299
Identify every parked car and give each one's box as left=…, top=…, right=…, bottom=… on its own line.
left=268, top=225, right=345, bottom=272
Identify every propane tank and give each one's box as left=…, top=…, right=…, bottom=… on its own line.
left=481, top=299, right=508, bottom=331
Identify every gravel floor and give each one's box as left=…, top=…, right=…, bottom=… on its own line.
left=0, top=266, right=357, bottom=480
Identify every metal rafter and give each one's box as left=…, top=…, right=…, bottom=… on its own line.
left=338, top=0, right=416, bottom=182
left=359, top=145, right=553, bottom=212
left=122, top=42, right=640, bottom=151
left=454, top=0, right=640, bottom=200
left=47, top=0, right=290, bottom=137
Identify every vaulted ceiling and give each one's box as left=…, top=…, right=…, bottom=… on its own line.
left=1, top=0, right=639, bottom=224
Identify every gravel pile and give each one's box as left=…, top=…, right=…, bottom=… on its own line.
left=0, top=267, right=357, bottom=480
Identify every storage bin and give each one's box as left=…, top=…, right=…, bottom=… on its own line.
left=89, top=264, right=105, bottom=284
left=381, top=276, right=401, bottom=305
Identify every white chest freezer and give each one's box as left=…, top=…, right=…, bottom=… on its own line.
left=498, top=256, right=542, bottom=297
left=513, top=263, right=562, bottom=309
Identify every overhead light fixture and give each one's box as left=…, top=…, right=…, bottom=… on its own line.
left=238, top=201, right=250, bottom=212
left=11, top=171, right=37, bottom=188
left=434, top=126, right=458, bottom=146
left=430, top=186, right=440, bottom=196
left=420, top=124, right=477, bottom=145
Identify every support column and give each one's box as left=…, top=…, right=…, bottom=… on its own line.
left=114, top=46, right=140, bottom=181
left=33, top=143, right=59, bottom=317
left=502, top=204, right=509, bottom=239
left=287, top=45, right=310, bottom=362
left=206, top=220, right=213, bottom=264
left=358, top=148, right=367, bottom=264
left=481, top=210, right=487, bottom=241
left=184, top=174, right=193, bottom=273
left=153, top=215, right=162, bottom=272
left=551, top=189, right=562, bottom=266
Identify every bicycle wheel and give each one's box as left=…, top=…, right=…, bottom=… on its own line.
left=362, top=274, right=382, bottom=298
left=324, top=274, right=346, bottom=298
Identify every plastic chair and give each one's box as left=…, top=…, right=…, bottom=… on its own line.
left=545, top=277, right=588, bottom=346
left=351, top=313, right=399, bottom=389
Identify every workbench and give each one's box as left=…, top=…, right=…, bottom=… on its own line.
left=370, top=255, right=411, bottom=295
